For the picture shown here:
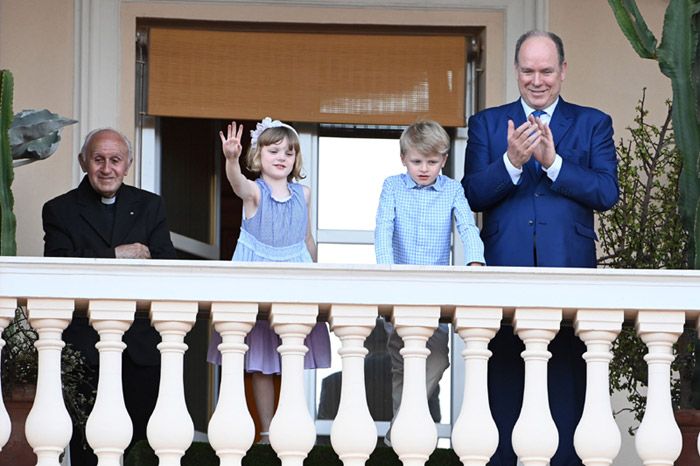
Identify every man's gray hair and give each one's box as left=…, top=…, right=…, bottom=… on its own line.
left=515, top=30, right=565, bottom=67
left=79, top=128, right=133, bottom=162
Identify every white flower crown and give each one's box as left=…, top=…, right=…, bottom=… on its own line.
left=250, top=117, right=299, bottom=150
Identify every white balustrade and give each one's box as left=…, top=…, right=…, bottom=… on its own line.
left=328, top=305, right=378, bottom=466
left=573, top=309, right=623, bottom=466
left=451, top=306, right=502, bottom=466
left=2, top=259, right=700, bottom=466
left=390, top=305, right=440, bottom=466
left=269, top=303, right=319, bottom=466
left=86, top=299, right=136, bottom=466
left=25, top=298, right=74, bottom=466
left=635, top=310, right=685, bottom=466
left=0, top=298, right=17, bottom=452
left=147, top=301, right=198, bottom=466
left=208, top=302, right=258, bottom=466
left=511, top=308, right=562, bottom=466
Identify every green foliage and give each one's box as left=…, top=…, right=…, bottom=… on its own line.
left=608, top=0, right=700, bottom=269
left=1, top=306, right=96, bottom=447
left=597, top=93, right=688, bottom=269
left=598, top=92, right=696, bottom=433
left=0, top=69, right=16, bottom=256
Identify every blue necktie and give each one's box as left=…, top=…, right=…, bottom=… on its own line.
left=531, top=110, right=547, bottom=172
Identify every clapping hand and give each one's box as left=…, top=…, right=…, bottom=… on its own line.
left=506, top=117, right=541, bottom=168
left=530, top=116, right=556, bottom=168
left=219, top=121, right=244, bottom=160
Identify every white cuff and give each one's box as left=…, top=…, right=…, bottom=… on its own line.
left=503, top=152, right=522, bottom=184
left=544, top=154, right=563, bottom=181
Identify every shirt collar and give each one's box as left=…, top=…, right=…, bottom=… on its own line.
left=400, top=173, right=445, bottom=191
left=520, top=97, right=559, bottom=118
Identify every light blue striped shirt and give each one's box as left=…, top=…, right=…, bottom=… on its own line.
left=375, top=173, right=485, bottom=265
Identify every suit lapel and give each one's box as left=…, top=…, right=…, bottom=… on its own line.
left=77, top=178, right=113, bottom=246
left=506, top=100, right=527, bottom=127
left=112, top=185, right=139, bottom=245
left=550, top=98, right=574, bottom=150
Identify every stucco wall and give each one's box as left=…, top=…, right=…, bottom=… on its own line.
left=0, top=0, right=76, bottom=256
left=550, top=0, right=671, bottom=136
left=1, top=0, right=676, bottom=264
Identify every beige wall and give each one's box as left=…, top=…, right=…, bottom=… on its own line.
left=550, top=0, right=671, bottom=135
left=0, top=0, right=76, bottom=256
left=0, top=0, right=675, bottom=256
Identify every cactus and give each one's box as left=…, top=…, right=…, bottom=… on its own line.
left=0, top=69, right=16, bottom=256
left=608, top=0, right=700, bottom=268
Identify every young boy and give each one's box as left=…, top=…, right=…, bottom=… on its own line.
left=374, top=119, right=485, bottom=445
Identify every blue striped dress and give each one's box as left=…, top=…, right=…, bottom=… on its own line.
left=208, top=178, right=331, bottom=374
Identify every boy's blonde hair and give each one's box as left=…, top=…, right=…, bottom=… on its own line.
left=246, top=126, right=305, bottom=181
left=399, top=120, right=450, bottom=157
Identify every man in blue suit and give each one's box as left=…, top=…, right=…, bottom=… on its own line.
left=461, top=31, right=618, bottom=466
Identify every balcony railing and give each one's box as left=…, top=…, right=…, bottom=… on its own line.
left=1, top=256, right=699, bottom=466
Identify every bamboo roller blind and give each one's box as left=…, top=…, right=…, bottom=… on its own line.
left=147, top=26, right=467, bottom=126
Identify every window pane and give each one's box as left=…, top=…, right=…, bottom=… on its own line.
left=160, top=117, right=216, bottom=244
left=317, top=243, right=377, bottom=265
left=318, top=137, right=403, bottom=231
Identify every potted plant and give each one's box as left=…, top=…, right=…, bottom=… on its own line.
left=597, top=90, right=700, bottom=464
left=0, top=306, right=95, bottom=464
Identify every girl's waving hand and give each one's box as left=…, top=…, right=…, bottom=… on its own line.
left=220, top=121, right=260, bottom=208
left=220, top=121, right=244, bottom=160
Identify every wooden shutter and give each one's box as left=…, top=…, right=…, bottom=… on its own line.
left=148, top=26, right=466, bottom=126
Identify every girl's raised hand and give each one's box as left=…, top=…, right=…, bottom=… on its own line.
left=219, top=121, right=244, bottom=160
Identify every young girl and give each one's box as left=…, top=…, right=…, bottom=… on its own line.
left=208, top=117, right=331, bottom=443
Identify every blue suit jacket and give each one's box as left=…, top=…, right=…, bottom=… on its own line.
left=461, top=98, right=618, bottom=267
left=462, top=98, right=618, bottom=466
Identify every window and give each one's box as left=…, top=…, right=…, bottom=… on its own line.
left=138, top=19, right=480, bottom=446
left=316, top=131, right=403, bottom=265
left=313, top=128, right=453, bottom=445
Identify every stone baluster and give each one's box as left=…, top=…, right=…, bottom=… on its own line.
left=208, top=302, right=258, bottom=466
left=85, top=300, right=136, bottom=466
left=147, top=301, right=198, bottom=466
left=511, top=308, right=561, bottom=466
left=390, top=305, right=440, bottom=466
left=25, top=298, right=74, bottom=466
left=0, top=298, right=17, bottom=451
left=269, top=303, right=319, bottom=466
left=451, top=306, right=502, bottom=466
left=635, top=311, right=684, bottom=466
left=328, top=305, right=378, bottom=466
left=573, top=310, right=624, bottom=466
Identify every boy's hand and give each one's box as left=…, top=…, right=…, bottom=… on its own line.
left=219, top=121, right=244, bottom=160
left=468, top=262, right=484, bottom=266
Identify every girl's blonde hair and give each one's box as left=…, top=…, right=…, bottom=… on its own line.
left=399, top=120, right=450, bottom=157
left=246, top=126, right=305, bottom=181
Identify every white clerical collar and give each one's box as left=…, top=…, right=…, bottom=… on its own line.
left=101, top=196, right=116, bottom=205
